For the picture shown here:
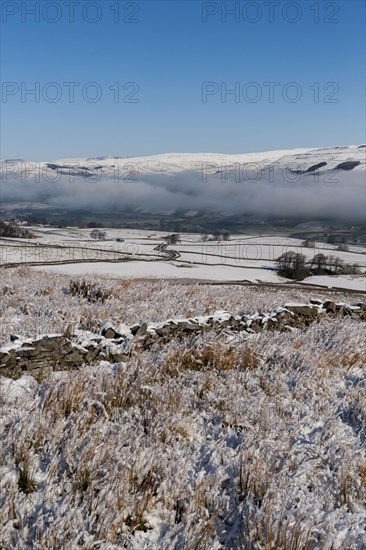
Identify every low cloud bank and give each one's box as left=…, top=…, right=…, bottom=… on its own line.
left=1, top=168, right=365, bottom=222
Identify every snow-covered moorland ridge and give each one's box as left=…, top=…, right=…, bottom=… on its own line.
left=1, top=270, right=366, bottom=548
left=3, top=145, right=365, bottom=175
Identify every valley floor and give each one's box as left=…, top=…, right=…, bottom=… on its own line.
left=1, top=227, right=365, bottom=292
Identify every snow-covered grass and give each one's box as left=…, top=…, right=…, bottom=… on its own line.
left=1, top=268, right=365, bottom=346
left=1, top=315, right=366, bottom=548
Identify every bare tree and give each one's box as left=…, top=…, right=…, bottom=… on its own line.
left=311, top=253, right=327, bottom=274
left=327, top=255, right=344, bottom=274
left=277, top=251, right=297, bottom=275
left=166, top=233, right=181, bottom=245
left=276, top=252, right=309, bottom=280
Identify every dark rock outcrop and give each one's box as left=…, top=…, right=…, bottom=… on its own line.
left=335, top=161, right=361, bottom=171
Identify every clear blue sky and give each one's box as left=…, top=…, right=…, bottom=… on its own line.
left=1, top=0, right=365, bottom=160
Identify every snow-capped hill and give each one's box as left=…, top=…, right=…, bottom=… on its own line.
left=277, top=145, right=365, bottom=175
left=50, top=148, right=309, bottom=175
left=1, top=145, right=365, bottom=177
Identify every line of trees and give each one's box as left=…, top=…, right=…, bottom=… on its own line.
left=201, top=232, right=231, bottom=242
left=0, top=220, right=34, bottom=239
left=276, top=252, right=361, bottom=281
left=90, top=229, right=106, bottom=240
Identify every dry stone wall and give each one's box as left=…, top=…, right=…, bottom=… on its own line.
left=1, top=301, right=365, bottom=380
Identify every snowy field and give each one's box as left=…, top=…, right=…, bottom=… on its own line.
left=33, top=262, right=283, bottom=283
left=0, top=267, right=366, bottom=548
left=1, top=227, right=365, bottom=291
left=303, top=275, right=366, bottom=292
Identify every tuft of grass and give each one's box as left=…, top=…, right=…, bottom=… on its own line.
left=18, top=464, right=37, bottom=495
left=125, top=511, right=150, bottom=533
left=317, top=350, right=366, bottom=371
left=69, top=279, right=112, bottom=303
left=196, top=374, right=213, bottom=400
left=240, top=345, right=260, bottom=371
left=74, top=468, right=91, bottom=493
left=237, top=454, right=269, bottom=507
left=102, top=368, right=141, bottom=414
left=43, top=377, right=86, bottom=421
left=358, top=462, right=366, bottom=488
left=167, top=345, right=238, bottom=373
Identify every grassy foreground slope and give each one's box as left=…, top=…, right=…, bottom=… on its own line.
left=0, top=270, right=365, bottom=549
